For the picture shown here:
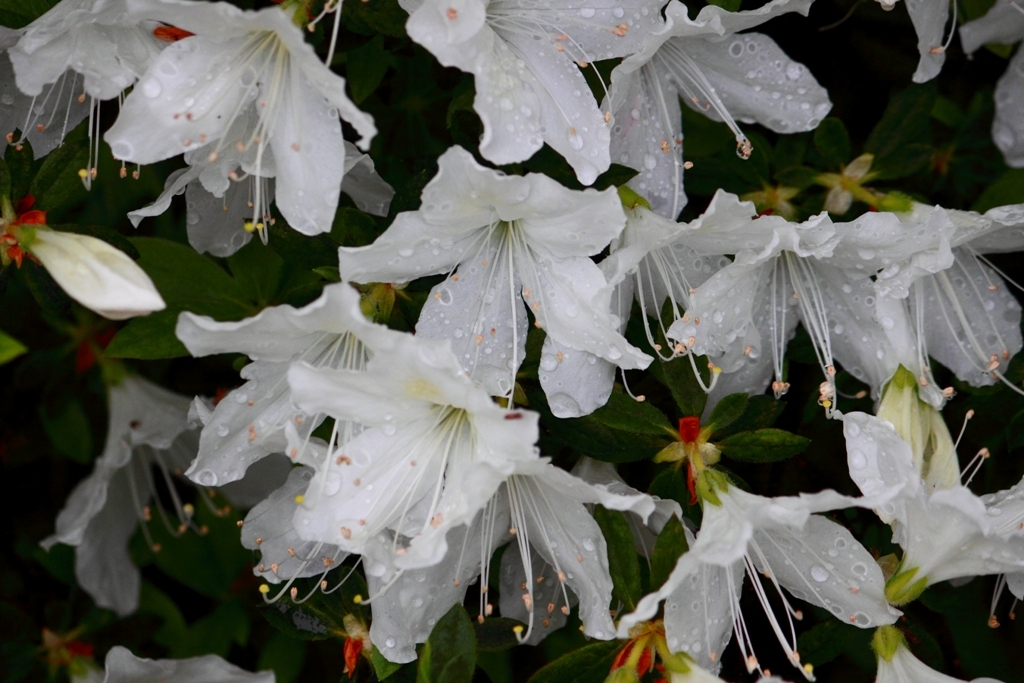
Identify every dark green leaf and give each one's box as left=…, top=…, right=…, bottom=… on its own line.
left=594, top=505, right=641, bottom=612
left=128, top=237, right=253, bottom=316
left=5, top=139, right=33, bottom=201
left=257, top=632, right=307, bottom=683
left=718, top=428, right=809, bottom=462
left=475, top=617, right=525, bottom=653
left=706, top=0, right=742, bottom=11
left=348, top=35, right=392, bottom=104
left=0, top=157, right=10, bottom=202
left=1008, top=408, right=1024, bottom=450
left=22, top=261, right=72, bottom=317
left=711, top=395, right=785, bottom=440
left=266, top=222, right=340, bottom=271
left=648, top=467, right=689, bottom=511
left=865, top=83, right=937, bottom=180
left=259, top=572, right=369, bottom=642
left=589, top=392, right=674, bottom=435
left=812, top=117, right=852, bottom=167
left=538, top=390, right=674, bottom=463
left=39, top=400, right=92, bottom=462
left=28, top=139, right=89, bottom=213
left=973, top=169, right=1024, bottom=212
left=526, top=641, right=621, bottom=683
left=332, top=207, right=381, bottom=248
left=417, top=604, right=476, bottom=683
left=649, top=354, right=709, bottom=417
left=373, top=645, right=405, bottom=680
left=704, top=393, right=748, bottom=432
left=796, top=618, right=871, bottom=669
left=227, top=239, right=286, bottom=307
left=342, top=0, right=409, bottom=38
left=649, top=514, right=688, bottom=591
left=593, top=163, right=640, bottom=191
left=105, top=310, right=189, bottom=359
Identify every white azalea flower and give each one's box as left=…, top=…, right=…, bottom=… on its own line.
left=0, top=29, right=90, bottom=159
left=668, top=208, right=848, bottom=413
left=402, top=0, right=664, bottom=184
left=539, top=191, right=741, bottom=417
left=839, top=203, right=1024, bottom=395
left=240, top=464, right=349, bottom=594
left=9, top=0, right=165, bottom=100
left=960, top=3, right=1024, bottom=167
left=618, top=444, right=903, bottom=680
left=869, top=0, right=956, bottom=83
left=872, top=626, right=1004, bottom=683
left=17, top=226, right=166, bottom=320
left=844, top=411, right=1024, bottom=603
left=286, top=328, right=541, bottom=568
left=336, top=146, right=651, bottom=401
left=105, top=0, right=376, bottom=236
left=176, top=282, right=395, bottom=486
left=366, top=458, right=656, bottom=661
left=40, top=375, right=197, bottom=616
left=607, top=0, right=830, bottom=218
left=99, top=645, right=274, bottom=683
left=128, top=140, right=394, bottom=256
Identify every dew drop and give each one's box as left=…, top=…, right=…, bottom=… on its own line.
left=810, top=565, right=829, bottom=582
left=140, top=78, right=162, bottom=98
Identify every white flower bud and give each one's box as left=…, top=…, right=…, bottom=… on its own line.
left=26, top=228, right=165, bottom=320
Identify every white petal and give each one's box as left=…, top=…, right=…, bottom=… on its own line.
left=102, top=644, right=274, bottom=683
left=268, top=64, right=345, bottom=236
left=342, top=140, right=395, bottom=217
left=127, top=167, right=197, bottom=228
left=843, top=411, right=921, bottom=525
left=959, top=1, right=1024, bottom=54
left=183, top=176, right=259, bottom=257
left=215, top=452, right=292, bottom=510
left=749, top=517, right=900, bottom=629
left=242, top=466, right=347, bottom=583
left=28, top=229, right=166, bottom=320
left=500, top=31, right=611, bottom=185
left=684, top=33, right=831, bottom=133
left=176, top=282, right=388, bottom=362
left=517, top=179, right=624, bottom=259
left=499, top=546, right=577, bottom=645
left=914, top=251, right=1023, bottom=388
left=991, top=48, right=1024, bottom=168
left=523, top=253, right=650, bottom=370
left=73, top=467, right=141, bottom=616
left=904, top=0, right=948, bottom=83
left=662, top=542, right=742, bottom=671
left=1006, top=572, right=1024, bottom=600
left=539, top=333, right=617, bottom=418
left=0, top=57, right=90, bottom=158
left=608, top=62, right=685, bottom=218
left=878, top=642, right=1006, bottom=683
left=415, top=247, right=529, bottom=398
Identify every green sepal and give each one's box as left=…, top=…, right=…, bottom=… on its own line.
left=885, top=567, right=928, bottom=606
left=871, top=625, right=906, bottom=663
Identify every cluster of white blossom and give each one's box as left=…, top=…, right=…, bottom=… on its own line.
left=2, top=0, right=1024, bottom=681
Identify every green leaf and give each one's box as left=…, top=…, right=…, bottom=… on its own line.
left=538, top=391, right=674, bottom=463
left=973, top=169, right=1024, bottom=212
left=0, top=329, right=27, bottom=365
left=227, top=239, right=286, bottom=307
left=711, top=395, right=785, bottom=440
left=129, top=237, right=252, bottom=314
left=717, top=428, right=809, bottom=463
left=1008, top=408, right=1024, bottom=450
left=5, top=138, right=33, bottom=201
left=417, top=604, right=476, bottom=683
left=649, top=514, right=688, bottom=591
left=258, top=632, right=307, bottom=683
left=864, top=83, right=937, bottom=180
left=812, top=117, right=852, bottom=167
left=648, top=467, right=690, bottom=511
left=175, top=599, right=250, bottom=658
left=266, top=222, right=340, bottom=271
left=259, top=572, right=369, bottom=641
left=593, top=163, right=639, bottom=192
left=474, top=617, right=525, bottom=652
left=373, top=645, right=405, bottom=681
left=331, top=207, right=381, bottom=248
left=0, top=156, right=10, bottom=202
left=342, top=0, right=408, bottom=37
left=590, top=392, right=674, bottom=435
left=796, top=617, right=872, bottom=670
left=593, top=505, right=641, bottom=612
left=706, top=0, right=742, bottom=10
left=526, top=640, right=621, bottom=683
left=704, top=393, right=748, bottom=432
left=0, top=0, right=59, bottom=27
left=28, top=138, right=89, bottom=213
left=348, top=35, right=392, bottom=104
left=39, top=400, right=92, bottom=462
left=105, top=310, right=188, bottom=359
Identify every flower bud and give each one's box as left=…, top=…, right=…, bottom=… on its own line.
left=24, top=229, right=165, bottom=320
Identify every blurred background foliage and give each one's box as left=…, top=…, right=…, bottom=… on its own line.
left=2, top=0, right=1024, bottom=680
